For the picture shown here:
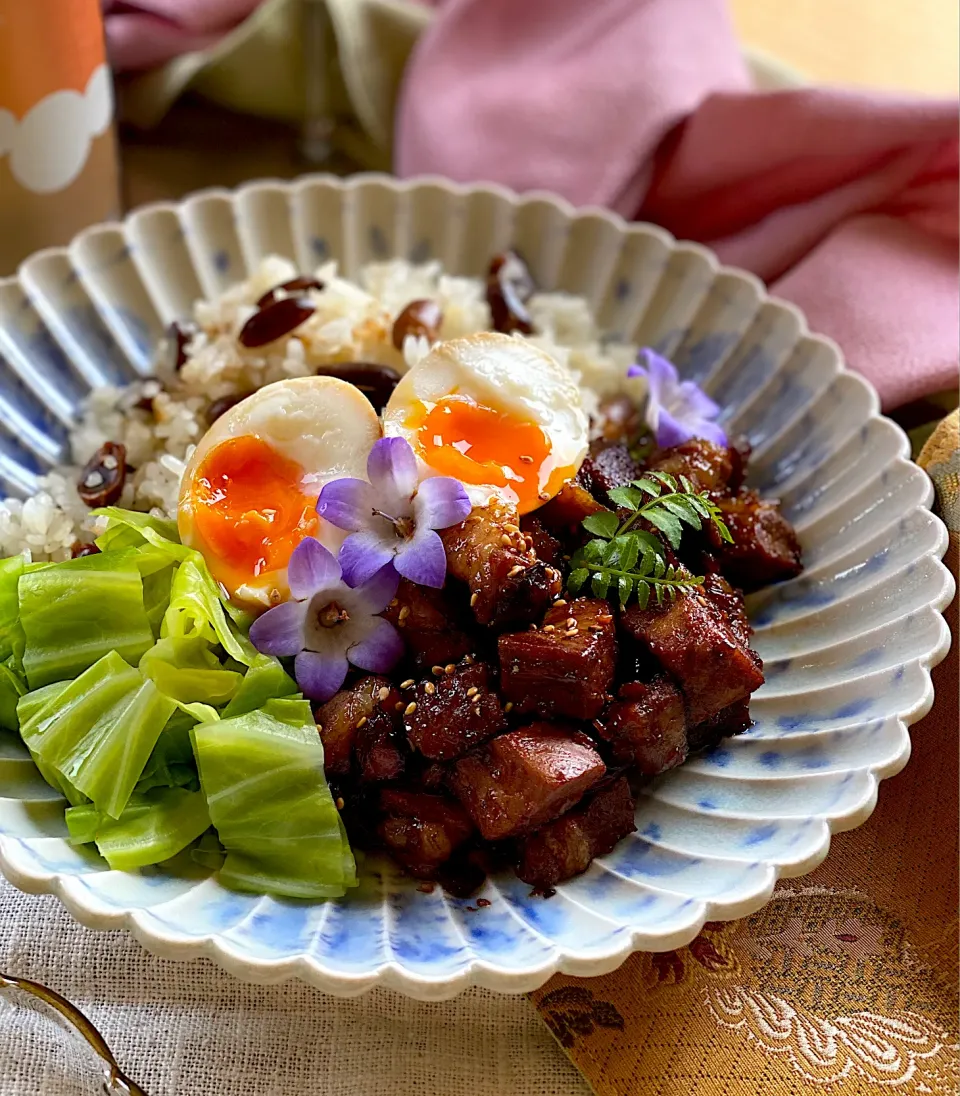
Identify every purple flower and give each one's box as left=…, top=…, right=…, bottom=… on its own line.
left=628, top=348, right=727, bottom=449
left=317, top=437, right=471, bottom=589
left=248, top=537, right=402, bottom=702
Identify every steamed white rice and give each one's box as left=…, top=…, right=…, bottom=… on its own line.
left=0, top=257, right=642, bottom=562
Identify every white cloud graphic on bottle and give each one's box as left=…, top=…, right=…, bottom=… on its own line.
left=0, top=64, right=113, bottom=194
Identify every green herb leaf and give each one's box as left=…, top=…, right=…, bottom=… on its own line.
left=631, top=477, right=662, bottom=498
left=582, top=511, right=619, bottom=539
left=601, top=539, right=621, bottom=566
left=651, top=471, right=678, bottom=491
left=567, top=568, right=589, bottom=593
left=687, top=495, right=713, bottom=518
left=662, top=497, right=702, bottom=528
left=638, top=545, right=657, bottom=575
left=635, top=530, right=665, bottom=556
left=582, top=539, right=604, bottom=564
left=607, top=486, right=640, bottom=511
left=643, top=507, right=684, bottom=548
left=591, top=572, right=611, bottom=598
left=568, top=468, right=733, bottom=608
left=712, top=513, right=734, bottom=544
left=619, top=575, right=638, bottom=607
left=616, top=535, right=640, bottom=573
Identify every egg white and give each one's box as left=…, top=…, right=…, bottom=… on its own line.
left=382, top=332, right=588, bottom=511
left=178, top=376, right=381, bottom=607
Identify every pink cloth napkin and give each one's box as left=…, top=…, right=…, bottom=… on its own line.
left=102, top=0, right=259, bottom=73
left=397, top=0, right=959, bottom=409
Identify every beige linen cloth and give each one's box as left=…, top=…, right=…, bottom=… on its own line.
left=0, top=882, right=585, bottom=1094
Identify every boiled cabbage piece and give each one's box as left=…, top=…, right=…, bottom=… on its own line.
left=18, top=650, right=175, bottom=819
left=0, top=660, right=24, bottom=733
left=0, top=555, right=25, bottom=669
left=18, top=551, right=155, bottom=689
left=94, top=507, right=255, bottom=661
left=65, top=787, right=211, bottom=871
left=221, top=654, right=298, bottom=718
left=136, top=709, right=201, bottom=796
left=5, top=510, right=357, bottom=896
left=192, top=706, right=356, bottom=899
left=140, top=635, right=242, bottom=707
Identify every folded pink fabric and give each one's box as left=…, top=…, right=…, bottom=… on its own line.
left=397, top=0, right=959, bottom=409
left=102, top=0, right=259, bottom=73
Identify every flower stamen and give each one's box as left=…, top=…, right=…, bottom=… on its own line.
left=317, top=602, right=350, bottom=628
left=317, top=436, right=472, bottom=590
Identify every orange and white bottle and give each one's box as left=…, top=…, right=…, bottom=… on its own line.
left=0, top=0, right=120, bottom=274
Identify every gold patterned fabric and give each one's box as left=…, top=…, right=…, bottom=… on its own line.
left=530, top=409, right=959, bottom=1096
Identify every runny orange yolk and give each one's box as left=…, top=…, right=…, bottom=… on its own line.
left=412, top=395, right=568, bottom=515
left=190, top=434, right=319, bottom=591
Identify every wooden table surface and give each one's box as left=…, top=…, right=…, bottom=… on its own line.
left=121, top=0, right=959, bottom=211
left=731, top=0, right=959, bottom=96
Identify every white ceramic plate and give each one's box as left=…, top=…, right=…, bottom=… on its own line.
left=0, top=175, right=952, bottom=999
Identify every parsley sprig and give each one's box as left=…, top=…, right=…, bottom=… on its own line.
left=566, top=471, right=732, bottom=609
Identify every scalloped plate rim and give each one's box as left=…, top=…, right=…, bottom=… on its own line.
left=0, top=173, right=953, bottom=1000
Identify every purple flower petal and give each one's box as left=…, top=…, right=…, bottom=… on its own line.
left=352, top=561, right=401, bottom=615
left=641, top=348, right=678, bottom=400
left=394, top=527, right=447, bottom=589
left=337, top=529, right=396, bottom=587
left=295, top=650, right=348, bottom=702
left=367, top=437, right=418, bottom=516
left=677, top=379, right=721, bottom=421
left=348, top=617, right=404, bottom=674
left=413, top=476, right=472, bottom=531
left=286, top=537, right=341, bottom=600
left=692, top=418, right=727, bottom=446
left=248, top=599, right=308, bottom=657
left=654, top=408, right=693, bottom=449
left=631, top=347, right=726, bottom=449
left=317, top=478, right=375, bottom=532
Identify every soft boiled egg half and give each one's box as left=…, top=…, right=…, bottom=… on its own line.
left=382, top=333, right=588, bottom=515
left=178, top=376, right=380, bottom=608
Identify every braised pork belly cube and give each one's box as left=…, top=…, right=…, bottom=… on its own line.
left=330, top=782, right=381, bottom=849
left=519, top=514, right=563, bottom=567
left=404, top=658, right=507, bottom=761
left=594, top=394, right=645, bottom=446
left=537, top=481, right=608, bottom=532
left=687, top=698, right=753, bottom=754
left=597, top=676, right=687, bottom=773
left=441, top=503, right=561, bottom=627
left=516, top=776, right=636, bottom=889
left=498, top=598, right=616, bottom=720
left=378, top=790, right=474, bottom=878
left=450, top=724, right=606, bottom=840
left=381, top=579, right=474, bottom=670
left=648, top=439, right=735, bottom=494
left=621, top=586, right=764, bottom=725
left=701, top=571, right=755, bottom=652
left=315, top=675, right=401, bottom=777
left=707, top=489, right=803, bottom=591
left=417, top=761, right=450, bottom=790
left=578, top=443, right=644, bottom=501
left=728, top=435, right=752, bottom=493
left=616, top=640, right=663, bottom=686
left=355, top=717, right=406, bottom=783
